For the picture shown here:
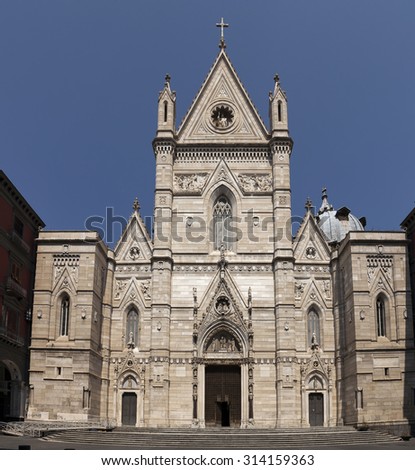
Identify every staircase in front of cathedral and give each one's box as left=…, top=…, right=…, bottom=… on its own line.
left=43, top=427, right=401, bottom=449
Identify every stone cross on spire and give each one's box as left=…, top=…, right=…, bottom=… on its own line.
left=216, top=17, right=229, bottom=49
left=133, top=197, right=140, bottom=213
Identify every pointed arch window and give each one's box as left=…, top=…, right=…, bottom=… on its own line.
left=376, top=296, right=387, bottom=337
left=213, top=196, right=233, bottom=250
left=308, top=309, right=320, bottom=346
left=60, top=296, right=70, bottom=337
left=126, top=308, right=139, bottom=347
left=163, top=101, right=168, bottom=123
left=277, top=100, right=282, bottom=122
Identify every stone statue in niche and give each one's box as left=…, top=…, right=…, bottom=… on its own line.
left=295, top=282, right=305, bottom=300
left=140, top=280, right=151, bottom=300
left=114, top=280, right=127, bottom=299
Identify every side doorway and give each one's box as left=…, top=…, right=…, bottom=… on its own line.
left=121, top=392, right=137, bottom=426
left=308, top=393, right=324, bottom=426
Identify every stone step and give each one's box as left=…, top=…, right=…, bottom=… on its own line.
left=44, top=427, right=401, bottom=449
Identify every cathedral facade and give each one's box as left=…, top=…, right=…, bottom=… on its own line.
left=27, top=41, right=415, bottom=433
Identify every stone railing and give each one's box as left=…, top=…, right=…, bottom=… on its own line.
left=2, top=419, right=116, bottom=437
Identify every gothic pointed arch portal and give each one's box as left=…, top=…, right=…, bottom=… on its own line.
left=195, top=321, right=252, bottom=428
left=300, top=353, right=333, bottom=427
left=192, top=256, right=254, bottom=428
left=113, top=351, right=146, bottom=427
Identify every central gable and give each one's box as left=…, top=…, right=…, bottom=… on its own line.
left=177, top=51, right=269, bottom=144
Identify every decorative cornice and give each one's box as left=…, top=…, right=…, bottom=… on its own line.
left=174, top=146, right=271, bottom=164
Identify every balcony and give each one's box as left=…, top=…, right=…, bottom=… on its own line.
left=6, top=277, right=27, bottom=300
left=0, top=325, right=25, bottom=347
left=11, top=231, right=30, bottom=254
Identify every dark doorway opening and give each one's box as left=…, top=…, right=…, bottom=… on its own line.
left=309, top=392, right=324, bottom=426
left=122, top=392, right=137, bottom=426
left=205, top=365, right=241, bottom=427
left=0, top=364, right=11, bottom=421
left=218, top=401, right=230, bottom=426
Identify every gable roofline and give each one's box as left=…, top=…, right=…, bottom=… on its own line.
left=0, top=169, right=45, bottom=228
left=293, top=209, right=331, bottom=259
left=177, top=49, right=269, bottom=138
left=113, top=209, right=152, bottom=256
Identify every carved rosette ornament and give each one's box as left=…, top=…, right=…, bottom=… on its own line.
left=129, top=246, right=140, bottom=260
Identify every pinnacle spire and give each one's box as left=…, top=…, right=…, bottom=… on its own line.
left=133, top=197, right=140, bottom=213
left=318, top=188, right=333, bottom=214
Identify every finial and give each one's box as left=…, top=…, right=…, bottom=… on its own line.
left=274, top=73, right=280, bottom=84
left=305, top=197, right=313, bottom=212
left=133, top=197, right=140, bottom=213
left=318, top=187, right=333, bottom=214
left=165, top=74, right=171, bottom=84
left=311, top=332, right=319, bottom=351
left=216, top=17, right=229, bottom=49
left=220, top=243, right=226, bottom=262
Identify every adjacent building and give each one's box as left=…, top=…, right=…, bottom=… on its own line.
left=0, top=170, right=44, bottom=420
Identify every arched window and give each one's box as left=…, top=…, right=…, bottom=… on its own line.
left=376, top=296, right=387, bottom=337
left=163, top=101, right=168, bottom=123
left=308, top=309, right=320, bottom=346
left=213, top=196, right=233, bottom=250
left=60, top=296, right=70, bottom=337
left=277, top=100, right=282, bottom=122
left=126, top=308, right=139, bottom=347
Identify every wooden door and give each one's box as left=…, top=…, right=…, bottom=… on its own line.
left=205, top=365, right=241, bottom=427
left=122, top=392, right=137, bottom=426
left=309, top=393, right=324, bottom=426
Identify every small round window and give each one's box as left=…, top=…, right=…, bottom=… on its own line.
left=211, top=105, right=234, bottom=130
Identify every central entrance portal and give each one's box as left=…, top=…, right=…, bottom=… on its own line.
left=205, top=365, right=241, bottom=427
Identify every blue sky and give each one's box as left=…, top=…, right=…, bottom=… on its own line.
left=1, top=1, right=414, bottom=244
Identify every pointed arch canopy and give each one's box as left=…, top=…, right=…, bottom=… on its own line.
left=198, top=319, right=248, bottom=358
left=213, top=195, right=233, bottom=250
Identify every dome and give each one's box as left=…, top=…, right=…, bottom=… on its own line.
left=316, top=189, right=365, bottom=244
